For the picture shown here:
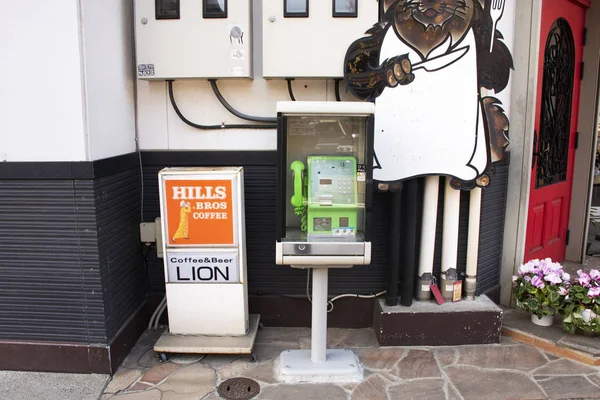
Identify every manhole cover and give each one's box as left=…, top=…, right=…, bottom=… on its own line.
left=217, top=377, right=260, bottom=400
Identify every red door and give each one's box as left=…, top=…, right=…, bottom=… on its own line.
left=525, top=0, right=588, bottom=262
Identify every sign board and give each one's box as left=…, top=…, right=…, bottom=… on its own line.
left=166, top=251, right=240, bottom=283
left=163, top=178, right=235, bottom=246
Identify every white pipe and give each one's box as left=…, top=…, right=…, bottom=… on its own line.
left=465, top=187, right=483, bottom=300
left=418, top=176, right=440, bottom=276
left=311, top=268, right=328, bottom=363
left=441, top=179, right=461, bottom=273
left=466, top=188, right=482, bottom=276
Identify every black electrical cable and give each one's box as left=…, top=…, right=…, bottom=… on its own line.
left=334, top=79, right=342, bottom=102
left=209, top=79, right=278, bottom=123
left=167, top=80, right=276, bottom=130
left=286, top=78, right=296, bottom=101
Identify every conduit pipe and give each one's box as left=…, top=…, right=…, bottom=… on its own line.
left=441, top=178, right=460, bottom=300
left=416, top=176, right=439, bottom=300
left=465, top=187, right=482, bottom=300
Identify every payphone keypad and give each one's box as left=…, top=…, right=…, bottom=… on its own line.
left=308, top=157, right=357, bottom=205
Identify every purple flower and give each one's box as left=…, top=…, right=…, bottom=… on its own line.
left=577, top=270, right=591, bottom=287
left=590, top=269, right=600, bottom=281
left=588, top=287, right=600, bottom=298
left=544, top=271, right=562, bottom=285
left=531, top=275, right=546, bottom=289
left=558, top=287, right=567, bottom=296
left=562, top=272, right=571, bottom=282
left=524, top=276, right=531, bottom=282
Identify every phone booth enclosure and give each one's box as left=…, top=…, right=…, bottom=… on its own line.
left=276, top=102, right=374, bottom=248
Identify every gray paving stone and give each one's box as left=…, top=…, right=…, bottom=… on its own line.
left=127, top=382, right=153, bottom=392
left=158, top=363, right=216, bottom=397
left=201, top=354, right=243, bottom=369
left=544, top=352, right=561, bottom=361
left=536, top=375, right=600, bottom=399
left=359, top=347, right=405, bottom=370
left=456, top=344, right=548, bottom=371
left=393, top=350, right=441, bottom=379
left=253, top=343, right=292, bottom=361
left=587, top=373, right=600, bottom=388
left=219, top=359, right=277, bottom=384
left=445, top=365, right=546, bottom=400
left=139, top=362, right=180, bottom=384
left=350, top=374, right=388, bottom=400
left=198, top=392, right=221, bottom=400
left=104, top=368, right=144, bottom=394
left=558, top=334, right=600, bottom=357
left=434, top=348, right=457, bottom=366
left=112, top=389, right=162, bottom=399
left=446, top=382, right=463, bottom=400
left=532, top=359, right=599, bottom=375
left=387, top=379, right=446, bottom=400
left=257, top=384, right=347, bottom=400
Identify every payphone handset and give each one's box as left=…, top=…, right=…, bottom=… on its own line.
left=291, top=155, right=358, bottom=237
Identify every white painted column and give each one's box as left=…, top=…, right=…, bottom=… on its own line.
left=416, top=176, right=439, bottom=300
left=465, top=187, right=483, bottom=300
left=441, top=178, right=461, bottom=299
left=311, top=268, right=328, bottom=363
left=442, top=180, right=461, bottom=272
left=419, top=176, right=440, bottom=276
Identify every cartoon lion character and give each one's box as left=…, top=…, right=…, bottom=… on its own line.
left=344, top=0, right=513, bottom=188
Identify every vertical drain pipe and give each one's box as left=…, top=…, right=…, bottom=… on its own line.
left=441, top=178, right=460, bottom=300
left=386, top=189, right=402, bottom=306
left=417, top=176, right=439, bottom=300
left=401, top=179, right=418, bottom=307
left=465, top=187, right=482, bottom=300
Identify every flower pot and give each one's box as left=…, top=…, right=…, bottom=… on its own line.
left=531, top=314, right=554, bottom=327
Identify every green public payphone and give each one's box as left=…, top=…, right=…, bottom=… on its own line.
left=274, top=102, right=374, bottom=383
left=291, top=156, right=358, bottom=237
left=275, top=101, right=374, bottom=266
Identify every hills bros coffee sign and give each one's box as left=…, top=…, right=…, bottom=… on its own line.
left=165, top=179, right=235, bottom=246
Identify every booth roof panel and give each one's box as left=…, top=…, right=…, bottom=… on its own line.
left=277, top=101, right=375, bottom=115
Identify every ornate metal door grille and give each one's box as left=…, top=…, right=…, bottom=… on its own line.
left=535, top=18, right=575, bottom=188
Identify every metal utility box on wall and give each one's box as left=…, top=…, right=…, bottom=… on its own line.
left=134, top=0, right=252, bottom=79
left=262, top=0, right=378, bottom=78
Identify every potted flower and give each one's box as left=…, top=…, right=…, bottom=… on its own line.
left=513, top=258, right=569, bottom=326
left=561, top=269, right=600, bottom=335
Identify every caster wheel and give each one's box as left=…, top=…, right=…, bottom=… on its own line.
left=248, top=353, right=257, bottom=363
left=159, top=353, right=168, bottom=362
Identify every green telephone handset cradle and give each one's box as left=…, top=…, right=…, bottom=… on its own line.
left=290, top=160, right=308, bottom=232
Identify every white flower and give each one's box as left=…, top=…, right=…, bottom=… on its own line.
left=580, top=309, right=597, bottom=323
left=512, top=276, right=518, bottom=282
left=543, top=271, right=562, bottom=285
left=562, top=272, right=571, bottom=282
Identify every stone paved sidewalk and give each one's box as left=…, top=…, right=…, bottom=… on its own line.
left=102, top=327, right=600, bottom=400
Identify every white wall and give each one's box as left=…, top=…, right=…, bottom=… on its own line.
left=81, top=0, right=136, bottom=160
left=136, top=0, right=360, bottom=151
left=136, top=1, right=517, bottom=153
left=0, top=0, right=86, bottom=162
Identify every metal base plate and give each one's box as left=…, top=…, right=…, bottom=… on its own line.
left=277, top=349, right=363, bottom=383
left=153, top=314, right=260, bottom=355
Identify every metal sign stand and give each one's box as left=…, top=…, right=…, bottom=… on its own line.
left=278, top=266, right=362, bottom=383
left=154, top=314, right=261, bottom=362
